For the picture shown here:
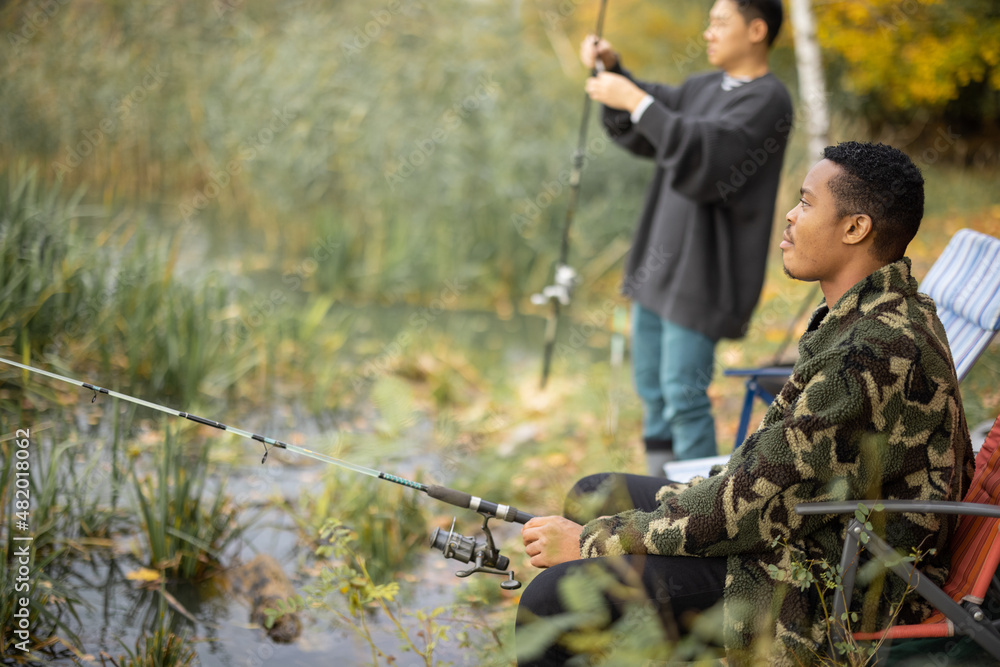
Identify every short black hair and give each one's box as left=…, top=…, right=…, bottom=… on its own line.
left=734, top=0, right=783, bottom=47
left=822, top=141, right=925, bottom=263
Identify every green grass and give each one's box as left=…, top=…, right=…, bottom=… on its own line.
left=131, top=425, right=246, bottom=580
left=102, top=609, right=197, bottom=667
left=0, top=419, right=82, bottom=657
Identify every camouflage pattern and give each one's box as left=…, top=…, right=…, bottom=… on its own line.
left=580, top=259, right=974, bottom=665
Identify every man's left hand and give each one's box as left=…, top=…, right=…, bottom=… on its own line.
left=585, top=72, right=647, bottom=113
left=522, top=516, right=585, bottom=568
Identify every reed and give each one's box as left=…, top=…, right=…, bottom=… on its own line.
left=0, top=417, right=82, bottom=657
left=130, top=425, right=245, bottom=580
left=292, top=467, right=427, bottom=585
left=102, top=608, right=197, bottom=667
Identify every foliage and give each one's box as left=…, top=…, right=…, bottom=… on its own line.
left=767, top=503, right=927, bottom=666
left=815, top=0, right=1000, bottom=122
left=0, top=165, right=257, bottom=406
left=0, top=0, right=653, bottom=311
left=0, top=421, right=82, bottom=659
left=515, top=560, right=723, bottom=664
left=0, top=164, right=88, bottom=356
left=131, top=424, right=246, bottom=580
left=100, top=610, right=197, bottom=667
left=292, top=465, right=428, bottom=584
left=279, top=519, right=505, bottom=666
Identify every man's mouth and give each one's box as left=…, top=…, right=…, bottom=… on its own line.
left=780, top=229, right=793, bottom=249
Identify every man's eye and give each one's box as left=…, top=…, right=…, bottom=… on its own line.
left=799, top=198, right=809, bottom=207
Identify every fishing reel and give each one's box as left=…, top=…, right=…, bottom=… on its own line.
left=530, top=264, right=580, bottom=307
left=429, top=514, right=521, bottom=590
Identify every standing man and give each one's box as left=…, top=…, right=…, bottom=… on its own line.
left=582, top=0, right=792, bottom=470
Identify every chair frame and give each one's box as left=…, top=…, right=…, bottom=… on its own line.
left=795, top=500, right=1000, bottom=661
left=722, top=366, right=792, bottom=446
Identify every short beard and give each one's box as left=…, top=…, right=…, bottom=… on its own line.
left=782, top=264, right=798, bottom=280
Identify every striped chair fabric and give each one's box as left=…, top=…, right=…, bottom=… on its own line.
left=920, top=229, right=1000, bottom=380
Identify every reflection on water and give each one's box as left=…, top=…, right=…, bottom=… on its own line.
left=33, top=303, right=594, bottom=666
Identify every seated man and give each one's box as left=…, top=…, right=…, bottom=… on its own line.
left=517, top=141, right=975, bottom=666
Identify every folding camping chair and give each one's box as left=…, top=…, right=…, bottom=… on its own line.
left=795, top=414, right=1000, bottom=661
left=724, top=228, right=1000, bottom=450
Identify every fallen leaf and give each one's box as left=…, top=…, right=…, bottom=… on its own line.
left=125, top=567, right=162, bottom=583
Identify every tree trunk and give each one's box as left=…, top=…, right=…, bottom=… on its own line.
left=789, top=0, right=830, bottom=160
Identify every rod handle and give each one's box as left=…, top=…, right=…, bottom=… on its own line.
left=424, top=485, right=535, bottom=524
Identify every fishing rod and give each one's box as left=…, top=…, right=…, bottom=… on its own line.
left=531, top=0, right=610, bottom=389
left=0, top=356, right=533, bottom=589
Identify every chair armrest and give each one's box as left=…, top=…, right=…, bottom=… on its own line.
left=795, top=499, right=1000, bottom=519
left=723, top=366, right=794, bottom=378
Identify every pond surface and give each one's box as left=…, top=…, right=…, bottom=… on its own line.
left=29, top=303, right=605, bottom=666
left=54, top=462, right=488, bottom=667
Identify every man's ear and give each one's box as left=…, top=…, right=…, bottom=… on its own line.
left=843, top=214, right=874, bottom=246
left=748, top=17, right=769, bottom=45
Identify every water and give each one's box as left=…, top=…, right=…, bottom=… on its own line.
left=20, top=303, right=579, bottom=666
left=39, top=424, right=513, bottom=666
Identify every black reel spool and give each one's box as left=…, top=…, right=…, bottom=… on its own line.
left=429, top=514, right=521, bottom=590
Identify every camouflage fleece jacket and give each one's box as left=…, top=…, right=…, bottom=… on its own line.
left=580, top=258, right=974, bottom=665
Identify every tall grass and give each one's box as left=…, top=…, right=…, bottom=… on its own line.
left=293, top=467, right=427, bottom=584
left=101, top=604, right=197, bottom=667
left=0, top=0, right=662, bottom=310
left=0, top=418, right=82, bottom=657
left=0, top=165, right=266, bottom=407
left=0, top=165, right=89, bottom=357
left=131, top=425, right=246, bottom=580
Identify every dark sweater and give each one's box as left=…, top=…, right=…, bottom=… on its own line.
left=604, top=68, right=793, bottom=341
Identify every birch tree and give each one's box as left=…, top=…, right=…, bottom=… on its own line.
left=789, top=0, right=830, bottom=160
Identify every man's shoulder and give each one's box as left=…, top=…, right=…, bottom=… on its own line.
left=683, top=70, right=724, bottom=88
left=683, top=70, right=792, bottom=109
left=848, top=289, right=954, bottom=371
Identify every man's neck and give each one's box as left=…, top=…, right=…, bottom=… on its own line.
left=723, top=56, right=770, bottom=80
left=820, top=261, right=892, bottom=309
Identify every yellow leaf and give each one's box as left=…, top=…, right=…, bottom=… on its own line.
left=125, top=567, right=162, bottom=583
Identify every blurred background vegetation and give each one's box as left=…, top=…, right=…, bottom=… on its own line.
left=0, top=0, right=999, bottom=664
left=0, top=0, right=997, bottom=429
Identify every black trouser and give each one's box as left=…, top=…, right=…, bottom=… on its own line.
left=515, top=473, right=727, bottom=666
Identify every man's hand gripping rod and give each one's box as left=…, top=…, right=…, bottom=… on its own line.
left=424, top=484, right=535, bottom=590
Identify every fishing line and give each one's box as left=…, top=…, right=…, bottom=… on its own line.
left=0, top=356, right=533, bottom=526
